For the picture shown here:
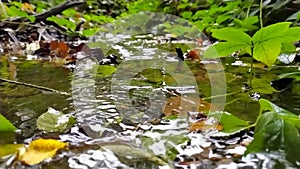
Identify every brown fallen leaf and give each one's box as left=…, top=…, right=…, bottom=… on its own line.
left=189, top=118, right=223, bottom=132
left=18, top=138, right=67, bottom=165
left=50, top=41, right=69, bottom=58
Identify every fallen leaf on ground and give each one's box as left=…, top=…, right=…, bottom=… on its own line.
left=18, top=138, right=68, bottom=165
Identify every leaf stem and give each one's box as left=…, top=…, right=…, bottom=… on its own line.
left=259, top=0, right=263, bottom=28
left=249, top=45, right=254, bottom=86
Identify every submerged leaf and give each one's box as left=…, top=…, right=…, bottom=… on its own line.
left=96, top=65, right=117, bottom=77
left=37, top=107, right=75, bottom=132
left=18, top=138, right=67, bottom=165
left=101, top=143, right=168, bottom=166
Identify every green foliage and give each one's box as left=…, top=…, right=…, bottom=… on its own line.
left=245, top=99, right=300, bottom=165
left=0, top=114, right=17, bottom=132
left=279, top=72, right=300, bottom=81
left=209, top=111, right=250, bottom=133
left=47, top=16, right=76, bottom=31
left=0, top=2, right=35, bottom=22
left=204, top=22, right=300, bottom=67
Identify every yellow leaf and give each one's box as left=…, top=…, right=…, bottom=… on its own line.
left=18, top=138, right=67, bottom=165
left=21, top=3, right=34, bottom=13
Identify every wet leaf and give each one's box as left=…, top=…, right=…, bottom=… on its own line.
left=0, top=144, right=24, bottom=157
left=0, top=114, right=17, bottom=132
left=209, top=111, right=250, bottom=133
left=18, top=138, right=68, bottom=165
left=245, top=111, right=300, bottom=165
left=36, top=107, right=75, bottom=132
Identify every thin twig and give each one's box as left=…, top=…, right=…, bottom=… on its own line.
left=0, top=77, right=70, bottom=96
left=0, top=0, right=7, bottom=18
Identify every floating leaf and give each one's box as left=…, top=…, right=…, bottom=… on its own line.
left=0, top=114, right=17, bottom=132
left=0, top=144, right=24, bottom=157
left=209, top=111, right=250, bottom=133
left=36, top=107, right=75, bottom=132
left=18, top=138, right=67, bottom=165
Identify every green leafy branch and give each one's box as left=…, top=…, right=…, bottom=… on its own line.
left=204, top=22, right=300, bottom=68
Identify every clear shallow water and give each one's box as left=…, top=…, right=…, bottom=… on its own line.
left=1, top=35, right=300, bottom=168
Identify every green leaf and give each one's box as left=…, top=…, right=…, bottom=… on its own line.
left=252, top=22, right=290, bottom=43
left=281, top=42, right=296, bottom=53
left=209, top=111, right=250, bottom=133
left=36, top=107, right=75, bottom=132
left=96, top=65, right=117, bottom=77
left=234, top=16, right=259, bottom=31
left=211, top=28, right=252, bottom=45
left=245, top=111, right=300, bottom=165
left=7, top=6, right=27, bottom=17
left=82, top=28, right=99, bottom=37
left=282, top=27, right=300, bottom=42
left=213, top=42, right=250, bottom=57
left=181, top=11, right=192, bottom=19
left=279, top=72, right=300, bottom=81
left=253, top=39, right=281, bottom=67
left=0, top=114, right=17, bottom=132
left=203, top=45, right=219, bottom=58
left=259, top=99, right=300, bottom=129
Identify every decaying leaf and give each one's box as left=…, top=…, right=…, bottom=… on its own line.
left=163, top=96, right=214, bottom=116
left=18, top=138, right=67, bottom=165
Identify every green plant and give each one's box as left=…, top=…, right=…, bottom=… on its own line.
left=204, top=22, right=300, bottom=68
left=245, top=99, right=300, bottom=166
